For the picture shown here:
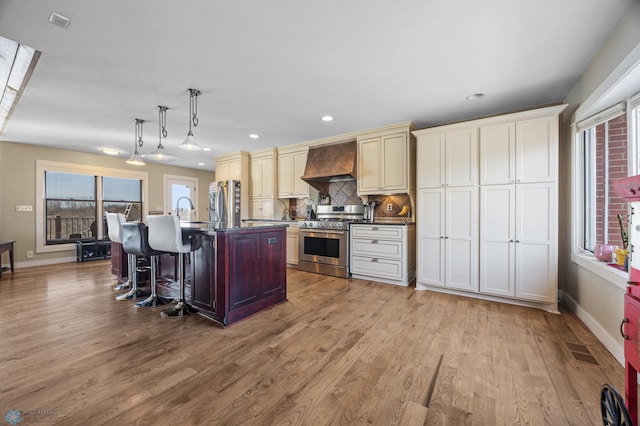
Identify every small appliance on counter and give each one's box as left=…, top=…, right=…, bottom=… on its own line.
left=363, top=201, right=379, bottom=223
left=209, top=180, right=241, bottom=228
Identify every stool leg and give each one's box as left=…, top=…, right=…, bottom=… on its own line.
left=161, top=252, right=193, bottom=317
left=135, top=256, right=168, bottom=308
left=116, top=254, right=143, bottom=300
left=114, top=251, right=133, bottom=291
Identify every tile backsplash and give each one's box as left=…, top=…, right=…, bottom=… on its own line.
left=286, top=180, right=413, bottom=221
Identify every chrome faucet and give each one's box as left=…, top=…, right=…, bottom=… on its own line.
left=175, top=196, right=195, bottom=220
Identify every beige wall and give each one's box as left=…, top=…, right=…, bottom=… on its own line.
left=0, top=141, right=214, bottom=266
left=560, top=1, right=640, bottom=363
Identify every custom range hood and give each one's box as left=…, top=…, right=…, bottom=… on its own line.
left=301, top=141, right=357, bottom=190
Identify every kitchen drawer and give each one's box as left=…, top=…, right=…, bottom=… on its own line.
left=351, top=238, right=403, bottom=259
left=351, top=255, right=404, bottom=280
left=350, top=225, right=404, bottom=240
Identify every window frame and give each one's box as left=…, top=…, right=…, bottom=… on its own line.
left=35, top=160, right=148, bottom=254
left=571, top=97, right=638, bottom=290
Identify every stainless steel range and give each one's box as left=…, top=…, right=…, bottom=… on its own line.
left=298, top=204, right=364, bottom=278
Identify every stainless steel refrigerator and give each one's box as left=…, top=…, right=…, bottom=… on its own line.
left=209, top=180, right=241, bottom=228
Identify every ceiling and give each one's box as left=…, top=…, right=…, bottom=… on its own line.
left=0, top=0, right=634, bottom=170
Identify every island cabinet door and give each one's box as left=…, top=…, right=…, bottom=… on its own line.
left=227, top=233, right=262, bottom=311
left=260, top=231, right=287, bottom=297
left=190, top=235, right=216, bottom=317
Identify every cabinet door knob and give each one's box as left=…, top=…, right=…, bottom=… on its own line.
left=371, top=239, right=379, bottom=244
left=509, top=239, right=514, bottom=243
left=621, top=318, right=630, bottom=340
left=371, top=258, right=378, bottom=262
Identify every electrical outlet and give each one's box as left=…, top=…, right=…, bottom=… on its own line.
left=387, top=204, right=392, bottom=211
left=16, top=205, right=33, bottom=212
left=26, top=251, right=34, bottom=258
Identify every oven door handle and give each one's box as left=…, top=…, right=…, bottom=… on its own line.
left=301, top=230, right=345, bottom=236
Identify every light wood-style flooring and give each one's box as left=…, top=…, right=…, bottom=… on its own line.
left=0, top=261, right=629, bottom=425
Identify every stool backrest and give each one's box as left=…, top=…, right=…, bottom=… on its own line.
left=147, top=215, right=191, bottom=254
left=105, top=212, right=126, bottom=244
left=122, top=222, right=149, bottom=257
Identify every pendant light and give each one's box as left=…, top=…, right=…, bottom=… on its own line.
left=126, top=118, right=145, bottom=166
left=179, top=88, right=202, bottom=151
left=144, top=106, right=178, bottom=162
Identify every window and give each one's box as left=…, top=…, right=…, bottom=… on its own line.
left=36, top=160, right=148, bottom=254
left=579, top=112, right=628, bottom=252
left=45, top=171, right=97, bottom=244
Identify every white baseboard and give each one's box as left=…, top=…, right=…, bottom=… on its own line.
left=13, top=256, right=77, bottom=269
left=560, top=290, right=624, bottom=366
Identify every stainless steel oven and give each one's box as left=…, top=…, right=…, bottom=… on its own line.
left=297, top=204, right=363, bottom=278
left=298, top=227, right=349, bottom=278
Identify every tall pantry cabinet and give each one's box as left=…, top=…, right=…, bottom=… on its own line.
left=413, top=104, right=566, bottom=313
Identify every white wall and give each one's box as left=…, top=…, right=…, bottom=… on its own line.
left=560, top=1, right=640, bottom=365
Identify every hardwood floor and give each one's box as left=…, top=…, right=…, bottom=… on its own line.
left=0, top=261, right=629, bottom=425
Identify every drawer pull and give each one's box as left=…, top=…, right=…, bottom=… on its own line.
left=371, top=239, right=379, bottom=244
left=372, top=227, right=379, bottom=231
left=371, top=258, right=378, bottom=262
left=621, top=318, right=630, bottom=340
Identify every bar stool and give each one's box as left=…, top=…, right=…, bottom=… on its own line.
left=147, top=215, right=194, bottom=317
left=105, top=212, right=131, bottom=291
left=119, top=222, right=169, bottom=307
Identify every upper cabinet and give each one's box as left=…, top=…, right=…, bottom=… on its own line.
left=215, top=151, right=249, bottom=182
left=479, top=116, right=558, bottom=185
left=418, top=128, right=478, bottom=188
left=250, top=148, right=277, bottom=198
left=357, top=123, right=416, bottom=195
left=278, top=146, right=311, bottom=198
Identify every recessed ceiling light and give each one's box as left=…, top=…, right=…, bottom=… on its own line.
left=321, top=115, right=334, bottom=122
left=101, top=148, right=120, bottom=156
left=466, top=93, right=485, bottom=101
left=49, top=12, right=71, bottom=29
left=249, top=134, right=259, bottom=139
left=203, top=147, right=211, bottom=151
left=197, top=162, right=205, bottom=166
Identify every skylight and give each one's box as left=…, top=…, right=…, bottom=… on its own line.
left=0, top=35, right=39, bottom=137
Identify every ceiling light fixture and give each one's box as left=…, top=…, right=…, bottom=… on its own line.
left=48, top=12, right=71, bottom=29
left=144, top=105, right=177, bottom=162
left=126, top=119, right=145, bottom=166
left=249, top=133, right=259, bottom=139
left=179, top=88, right=202, bottom=151
left=321, top=115, right=334, bottom=122
left=101, top=148, right=120, bottom=156
left=465, top=93, right=485, bottom=101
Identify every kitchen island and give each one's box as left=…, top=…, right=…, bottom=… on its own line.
left=157, top=223, right=287, bottom=326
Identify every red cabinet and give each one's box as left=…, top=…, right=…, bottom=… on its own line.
left=624, top=292, right=640, bottom=423
left=189, top=226, right=287, bottom=326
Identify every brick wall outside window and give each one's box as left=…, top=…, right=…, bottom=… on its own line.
left=595, top=114, right=628, bottom=248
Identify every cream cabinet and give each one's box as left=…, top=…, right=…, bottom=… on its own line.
left=250, top=198, right=274, bottom=220
left=286, top=224, right=299, bottom=265
left=418, top=128, right=478, bottom=188
left=278, top=146, right=311, bottom=198
left=350, top=224, right=416, bottom=286
left=479, top=116, right=558, bottom=185
left=357, top=126, right=416, bottom=195
left=479, top=182, right=557, bottom=302
left=250, top=148, right=277, bottom=198
left=417, top=187, right=478, bottom=291
left=414, top=104, right=566, bottom=313
left=215, top=151, right=249, bottom=182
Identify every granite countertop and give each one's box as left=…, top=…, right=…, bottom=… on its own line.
left=180, top=221, right=289, bottom=235
left=355, top=219, right=415, bottom=226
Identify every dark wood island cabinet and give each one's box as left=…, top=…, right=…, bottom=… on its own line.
left=158, top=224, right=287, bottom=326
